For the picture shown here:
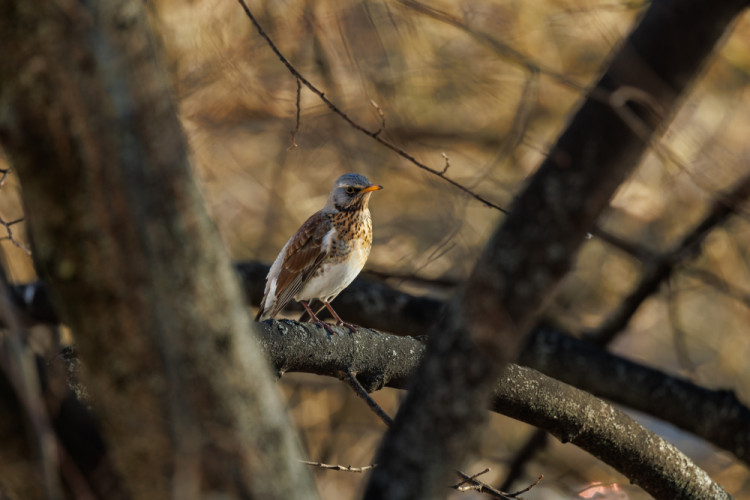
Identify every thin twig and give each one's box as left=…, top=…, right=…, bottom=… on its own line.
left=0, top=217, right=31, bottom=255
left=300, top=460, right=376, bottom=473
left=335, top=373, right=497, bottom=500
left=590, top=226, right=654, bottom=262
left=370, top=99, right=386, bottom=136
left=452, top=467, right=490, bottom=489
left=440, top=152, right=450, bottom=175
left=454, top=470, right=509, bottom=498
left=289, top=78, right=301, bottom=150
left=235, top=0, right=509, bottom=213
left=338, top=369, right=393, bottom=427
left=454, top=470, right=542, bottom=499
left=510, top=475, right=543, bottom=496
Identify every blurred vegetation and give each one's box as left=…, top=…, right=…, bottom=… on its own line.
left=2, top=0, right=750, bottom=498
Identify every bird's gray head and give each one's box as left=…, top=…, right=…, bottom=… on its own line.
left=325, top=173, right=383, bottom=212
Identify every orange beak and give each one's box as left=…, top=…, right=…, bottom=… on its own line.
left=361, top=184, right=383, bottom=193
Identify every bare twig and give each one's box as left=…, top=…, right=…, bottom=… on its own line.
left=452, top=467, right=490, bottom=489
left=235, top=0, right=509, bottom=213
left=486, top=71, right=539, bottom=170
left=370, top=99, right=386, bottom=136
left=454, top=470, right=509, bottom=498
left=336, top=370, right=524, bottom=498
left=590, top=225, right=655, bottom=262
left=440, top=152, right=450, bottom=175
left=300, top=460, right=376, bottom=473
left=0, top=216, right=31, bottom=255
left=289, top=78, right=301, bottom=150
left=398, top=0, right=700, bottom=196
left=509, top=475, right=543, bottom=496
left=453, top=470, right=542, bottom=499
left=338, top=369, right=394, bottom=427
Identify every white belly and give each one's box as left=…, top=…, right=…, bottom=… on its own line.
left=295, top=244, right=367, bottom=302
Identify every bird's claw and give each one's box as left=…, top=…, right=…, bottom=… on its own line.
left=337, top=321, right=359, bottom=334
left=314, top=320, right=340, bottom=338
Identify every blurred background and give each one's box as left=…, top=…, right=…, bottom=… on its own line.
left=2, top=0, right=750, bottom=498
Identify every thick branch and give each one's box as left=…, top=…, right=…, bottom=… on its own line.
left=520, top=327, right=750, bottom=466
left=254, top=321, right=732, bottom=499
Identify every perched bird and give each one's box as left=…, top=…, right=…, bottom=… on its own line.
left=255, top=173, right=382, bottom=334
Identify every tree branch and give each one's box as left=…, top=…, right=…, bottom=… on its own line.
left=253, top=320, right=732, bottom=499
left=520, top=326, right=750, bottom=466
left=11, top=262, right=750, bottom=466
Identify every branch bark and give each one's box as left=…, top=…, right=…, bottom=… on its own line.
left=520, top=327, right=750, bottom=467
left=254, top=321, right=732, bottom=499
left=12, top=263, right=750, bottom=467
left=0, top=2, right=315, bottom=499
left=11, top=314, right=738, bottom=499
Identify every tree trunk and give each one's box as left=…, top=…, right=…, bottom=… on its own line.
left=0, top=1, right=316, bottom=499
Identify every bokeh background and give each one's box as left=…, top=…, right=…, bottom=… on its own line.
left=2, top=0, right=750, bottom=498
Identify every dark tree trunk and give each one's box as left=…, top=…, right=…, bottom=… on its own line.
left=0, top=1, right=316, bottom=499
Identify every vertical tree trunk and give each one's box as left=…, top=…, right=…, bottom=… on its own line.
left=0, top=2, right=316, bottom=499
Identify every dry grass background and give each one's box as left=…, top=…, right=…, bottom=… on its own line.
left=2, top=0, right=750, bottom=498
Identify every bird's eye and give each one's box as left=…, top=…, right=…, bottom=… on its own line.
left=345, top=186, right=356, bottom=195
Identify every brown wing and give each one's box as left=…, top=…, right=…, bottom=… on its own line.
left=265, top=211, right=333, bottom=318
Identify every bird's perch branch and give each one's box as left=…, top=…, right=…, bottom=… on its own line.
left=11, top=263, right=750, bottom=466
left=254, top=320, right=731, bottom=499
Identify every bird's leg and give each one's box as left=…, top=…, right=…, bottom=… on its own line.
left=300, top=300, right=338, bottom=336
left=298, top=299, right=318, bottom=323
left=323, top=301, right=358, bottom=334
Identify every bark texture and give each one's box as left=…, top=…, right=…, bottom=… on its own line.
left=255, top=321, right=733, bottom=500
left=0, top=2, right=316, bottom=499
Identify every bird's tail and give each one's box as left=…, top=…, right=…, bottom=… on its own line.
left=254, top=306, right=266, bottom=321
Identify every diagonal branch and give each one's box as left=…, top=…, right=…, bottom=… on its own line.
left=364, top=1, right=749, bottom=498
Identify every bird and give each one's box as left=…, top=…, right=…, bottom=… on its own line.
left=255, top=173, right=382, bottom=334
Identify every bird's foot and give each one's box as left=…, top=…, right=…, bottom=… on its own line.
left=314, top=320, right=340, bottom=337
left=336, top=321, right=359, bottom=334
